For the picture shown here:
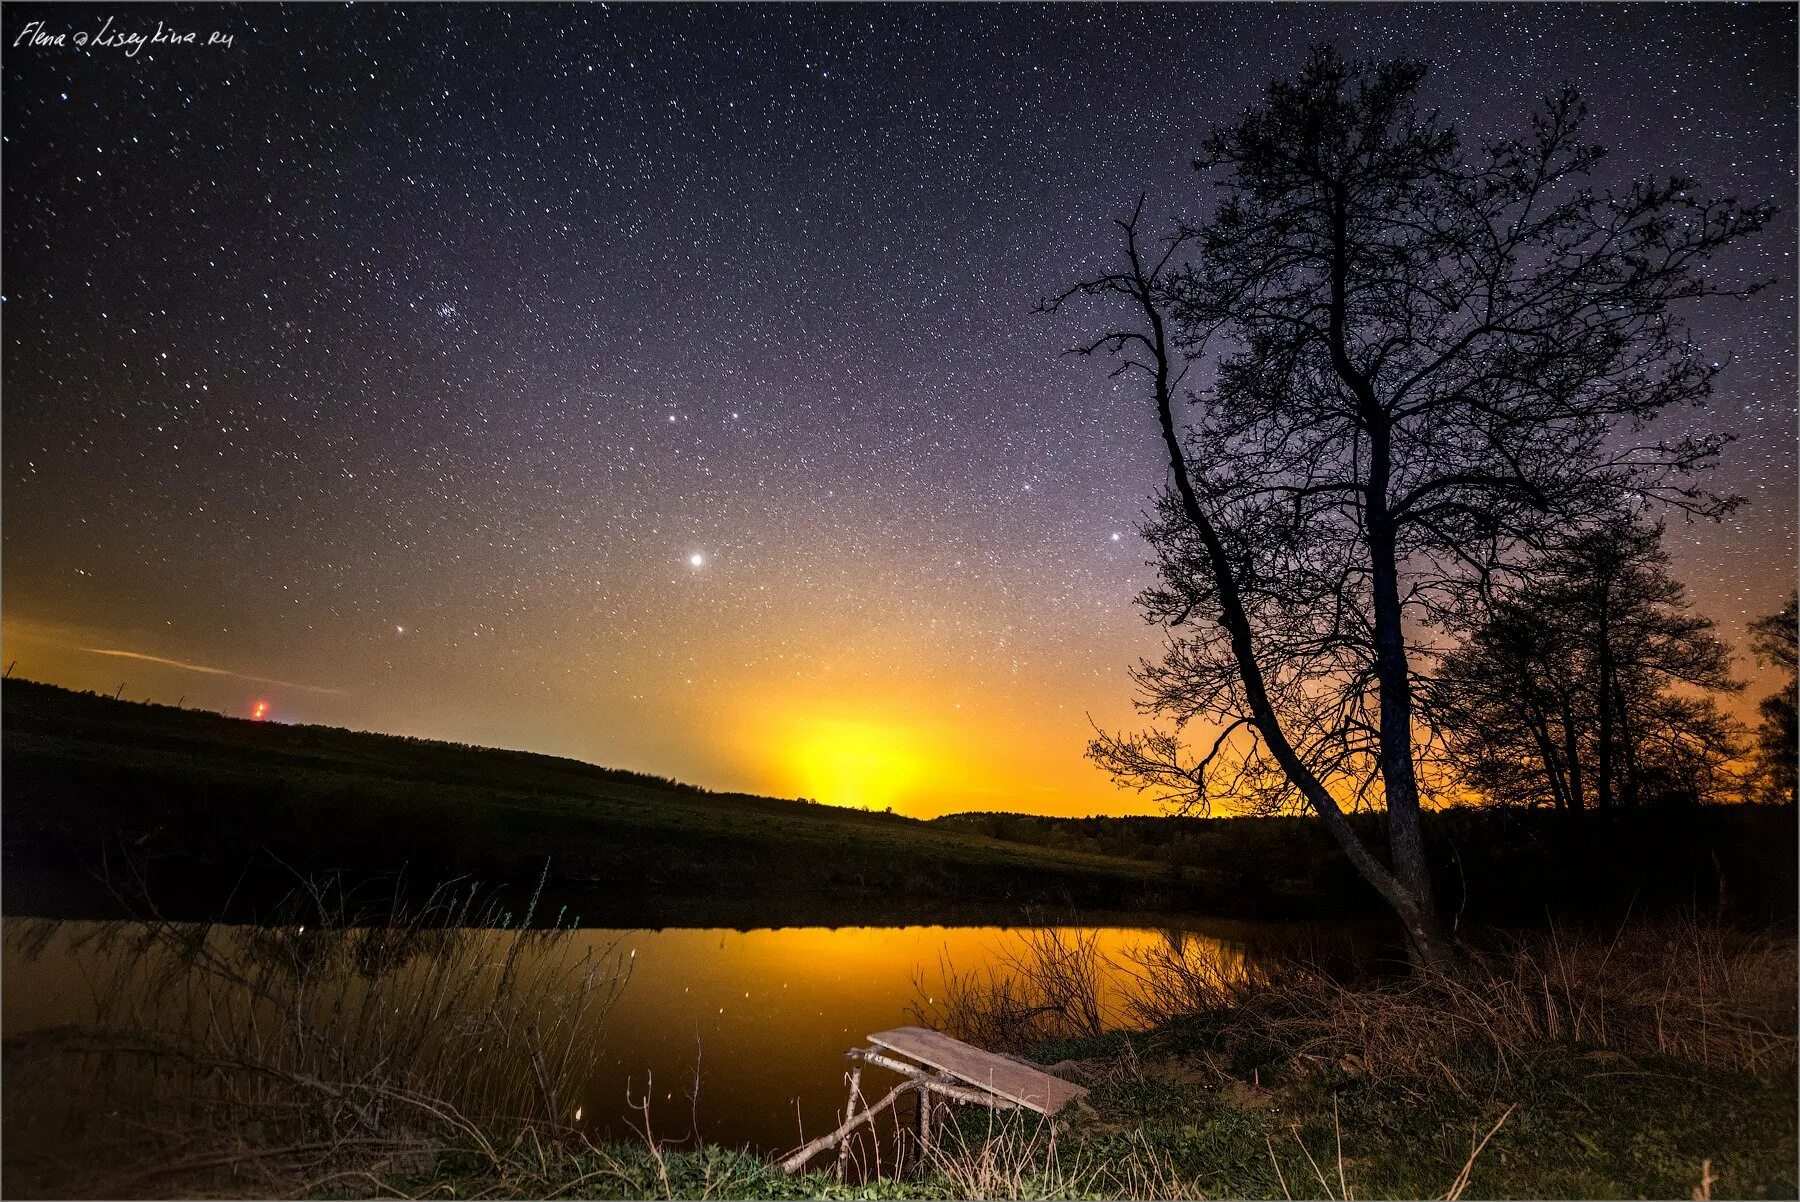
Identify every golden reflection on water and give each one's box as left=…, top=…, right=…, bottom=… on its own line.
left=3, top=920, right=1281, bottom=1153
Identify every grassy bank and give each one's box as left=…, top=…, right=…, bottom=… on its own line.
left=376, top=1044, right=1797, bottom=1199
left=2, top=679, right=1172, bottom=923
left=383, top=919, right=1798, bottom=1201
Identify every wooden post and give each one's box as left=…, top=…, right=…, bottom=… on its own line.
left=916, top=1084, right=934, bottom=1159
left=778, top=1076, right=912, bottom=1174
left=837, top=1062, right=863, bottom=1178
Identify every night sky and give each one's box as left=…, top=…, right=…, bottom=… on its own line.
left=4, top=4, right=1794, bottom=817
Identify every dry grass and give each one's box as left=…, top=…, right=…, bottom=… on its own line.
left=911, top=926, right=1112, bottom=1053
left=919, top=913, right=1795, bottom=1092
left=916, top=1093, right=1517, bottom=1202
left=917, top=1105, right=1201, bottom=1200
left=3, top=874, right=632, bottom=1198
left=1118, top=928, right=1276, bottom=1028
left=902, top=912, right=1792, bottom=1200
left=1172, top=915, right=1797, bottom=1094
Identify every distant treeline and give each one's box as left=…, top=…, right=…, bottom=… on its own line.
left=932, top=805, right=1798, bottom=925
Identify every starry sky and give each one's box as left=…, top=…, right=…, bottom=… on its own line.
left=4, top=3, right=1794, bottom=818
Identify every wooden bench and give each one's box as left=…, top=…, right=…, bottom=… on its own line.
left=778, top=1026, right=1088, bottom=1173
left=867, top=1026, right=1089, bottom=1115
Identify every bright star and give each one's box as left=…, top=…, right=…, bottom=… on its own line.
left=689, top=552, right=705, bottom=567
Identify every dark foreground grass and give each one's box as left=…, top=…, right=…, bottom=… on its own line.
left=1063, top=1047, right=1794, bottom=1200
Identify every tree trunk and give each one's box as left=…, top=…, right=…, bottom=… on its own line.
left=1560, top=696, right=1584, bottom=814
left=1613, top=677, right=1639, bottom=806
left=1326, top=191, right=1451, bottom=972
left=1368, top=526, right=1449, bottom=967
left=1525, top=703, right=1569, bottom=811
left=1596, top=596, right=1615, bottom=810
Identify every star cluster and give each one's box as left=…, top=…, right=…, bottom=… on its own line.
left=4, top=4, right=1792, bottom=815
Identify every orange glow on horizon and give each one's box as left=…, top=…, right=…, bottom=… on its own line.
left=250, top=700, right=269, bottom=721
left=785, top=717, right=923, bottom=811
left=719, top=681, right=1109, bottom=819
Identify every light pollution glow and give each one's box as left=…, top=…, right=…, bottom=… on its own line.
left=0, top=610, right=1162, bottom=819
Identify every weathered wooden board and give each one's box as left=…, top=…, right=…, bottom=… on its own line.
left=867, top=1026, right=1088, bottom=1115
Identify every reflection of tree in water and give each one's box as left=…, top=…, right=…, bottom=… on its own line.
left=911, top=923, right=1357, bottom=1054
left=912, top=919, right=1391, bottom=1057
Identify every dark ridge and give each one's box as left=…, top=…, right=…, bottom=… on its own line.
left=3, top=678, right=1192, bottom=925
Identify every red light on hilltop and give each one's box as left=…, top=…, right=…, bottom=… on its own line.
left=250, top=700, right=270, bottom=721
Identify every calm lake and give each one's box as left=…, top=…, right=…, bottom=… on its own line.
left=2, top=916, right=1362, bottom=1160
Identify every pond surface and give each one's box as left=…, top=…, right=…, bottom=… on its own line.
left=2, top=916, right=1360, bottom=1160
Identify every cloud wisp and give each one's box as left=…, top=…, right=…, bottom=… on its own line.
left=76, top=647, right=346, bottom=695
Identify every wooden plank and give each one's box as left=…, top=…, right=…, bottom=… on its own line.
left=867, top=1027, right=1088, bottom=1115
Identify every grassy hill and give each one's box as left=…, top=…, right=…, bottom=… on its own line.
left=2, top=679, right=1181, bottom=926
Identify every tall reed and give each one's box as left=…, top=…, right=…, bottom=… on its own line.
left=4, top=873, right=632, bottom=1197
left=911, top=926, right=1113, bottom=1052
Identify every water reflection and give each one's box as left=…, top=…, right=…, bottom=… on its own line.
left=3, top=917, right=1346, bottom=1159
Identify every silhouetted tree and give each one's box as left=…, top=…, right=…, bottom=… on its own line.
left=1431, top=515, right=1742, bottom=812
left=1425, top=591, right=1593, bottom=813
left=1748, top=593, right=1798, bottom=803
left=1047, top=49, right=1770, bottom=968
